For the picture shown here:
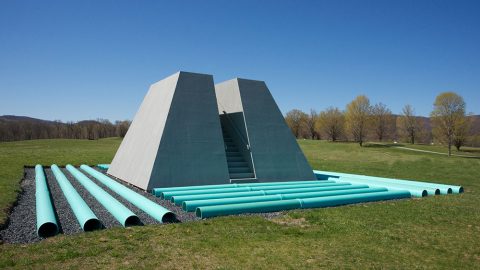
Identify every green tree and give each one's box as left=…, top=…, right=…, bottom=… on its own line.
left=431, top=92, right=467, bottom=156
left=345, top=95, right=371, bottom=146
left=317, top=107, right=344, bottom=142
left=285, top=109, right=308, bottom=139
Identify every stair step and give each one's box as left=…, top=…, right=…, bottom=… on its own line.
left=229, top=167, right=251, bottom=173
left=228, top=161, right=248, bottom=167
left=223, top=138, right=233, bottom=142
left=230, top=172, right=255, bottom=179
left=225, top=146, right=238, bottom=152
left=227, top=156, right=244, bottom=162
left=226, top=152, right=241, bottom=157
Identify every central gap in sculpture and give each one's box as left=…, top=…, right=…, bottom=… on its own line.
left=219, top=112, right=256, bottom=181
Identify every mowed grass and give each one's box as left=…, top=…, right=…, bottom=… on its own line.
left=392, top=143, right=480, bottom=157
left=0, top=138, right=479, bottom=269
left=0, top=138, right=121, bottom=224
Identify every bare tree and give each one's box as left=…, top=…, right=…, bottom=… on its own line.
left=431, top=92, right=467, bottom=155
left=345, top=95, right=371, bottom=146
left=305, top=109, right=319, bottom=139
left=371, top=103, right=395, bottom=141
left=317, top=107, right=345, bottom=142
left=399, top=105, right=418, bottom=144
left=115, top=120, right=131, bottom=137
left=285, top=109, right=308, bottom=138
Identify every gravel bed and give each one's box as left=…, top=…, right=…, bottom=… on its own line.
left=0, top=167, right=199, bottom=244
left=1, top=167, right=285, bottom=244
left=98, top=168, right=198, bottom=223
left=0, top=168, right=39, bottom=243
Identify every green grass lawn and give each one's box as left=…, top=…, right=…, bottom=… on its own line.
left=393, top=143, right=480, bottom=157
left=1, top=138, right=479, bottom=269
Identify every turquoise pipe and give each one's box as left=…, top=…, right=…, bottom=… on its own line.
left=97, top=164, right=110, bottom=170
left=318, top=171, right=445, bottom=194
left=66, top=165, right=140, bottom=226
left=331, top=176, right=438, bottom=197
left=172, top=183, right=363, bottom=206
left=80, top=165, right=175, bottom=223
left=162, top=182, right=344, bottom=200
left=51, top=165, right=101, bottom=231
left=314, top=170, right=463, bottom=194
left=152, top=180, right=334, bottom=196
left=299, top=190, right=410, bottom=208
left=236, top=180, right=329, bottom=187
left=196, top=190, right=411, bottom=218
left=331, top=177, right=430, bottom=197
left=198, top=200, right=301, bottom=218
left=183, top=187, right=387, bottom=212
left=35, top=165, right=59, bottom=237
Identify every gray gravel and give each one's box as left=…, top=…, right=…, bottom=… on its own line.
left=1, top=167, right=198, bottom=244
left=0, top=168, right=39, bottom=243
left=0, top=167, right=285, bottom=244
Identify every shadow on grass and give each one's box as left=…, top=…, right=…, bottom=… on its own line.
left=459, top=148, right=480, bottom=154
left=363, top=143, right=405, bottom=148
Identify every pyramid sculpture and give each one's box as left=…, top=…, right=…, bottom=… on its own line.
left=108, top=72, right=230, bottom=190
left=215, top=78, right=316, bottom=183
left=108, top=71, right=315, bottom=190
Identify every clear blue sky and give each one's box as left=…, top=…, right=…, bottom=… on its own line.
left=0, top=0, right=479, bottom=121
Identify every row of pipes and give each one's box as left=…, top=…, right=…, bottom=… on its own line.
left=151, top=170, right=462, bottom=219
left=313, top=170, right=464, bottom=195
left=35, top=165, right=174, bottom=238
left=36, top=164, right=463, bottom=236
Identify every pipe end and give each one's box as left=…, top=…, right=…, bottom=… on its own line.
left=83, top=218, right=102, bottom=231
left=195, top=208, right=203, bottom=218
left=182, top=202, right=187, bottom=211
left=459, top=187, right=464, bottom=193
left=161, top=212, right=177, bottom=223
left=38, top=222, right=59, bottom=238
left=124, top=216, right=142, bottom=227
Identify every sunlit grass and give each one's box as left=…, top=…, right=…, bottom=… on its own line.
left=0, top=139, right=479, bottom=269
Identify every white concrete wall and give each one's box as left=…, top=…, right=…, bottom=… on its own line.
left=109, top=71, right=230, bottom=190
left=108, top=72, right=179, bottom=189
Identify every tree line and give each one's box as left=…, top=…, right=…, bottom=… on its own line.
left=0, top=118, right=131, bottom=142
left=285, top=92, right=477, bottom=156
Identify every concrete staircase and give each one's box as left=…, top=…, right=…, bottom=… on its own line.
left=222, top=127, right=255, bottom=180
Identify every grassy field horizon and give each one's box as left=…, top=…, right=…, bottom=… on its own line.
left=0, top=138, right=479, bottom=269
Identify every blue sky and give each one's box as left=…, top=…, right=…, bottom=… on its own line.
left=0, top=0, right=479, bottom=121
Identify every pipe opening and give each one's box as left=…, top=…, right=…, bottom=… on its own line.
left=161, top=212, right=177, bottom=223
left=38, top=222, right=59, bottom=238
left=170, top=197, right=175, bottom=203
left=195, top=208, right=203, bottom=218
left=421, top=190, right=428, bottom=197
left=447, top=188, right=453, bottom=194
left=83, top=218, right=102, bottom=231
left=459, top=187, right=464, bottom=193
left=124, top=215, right=142, bottom=227
left=434, top=189, right=440, bottom=195
left=182, top=202, right=188, bottom=211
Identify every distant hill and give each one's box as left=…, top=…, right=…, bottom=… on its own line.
left=0, top=115, right=56, bottom=124
left=0, top=115, right=130, bottom=142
